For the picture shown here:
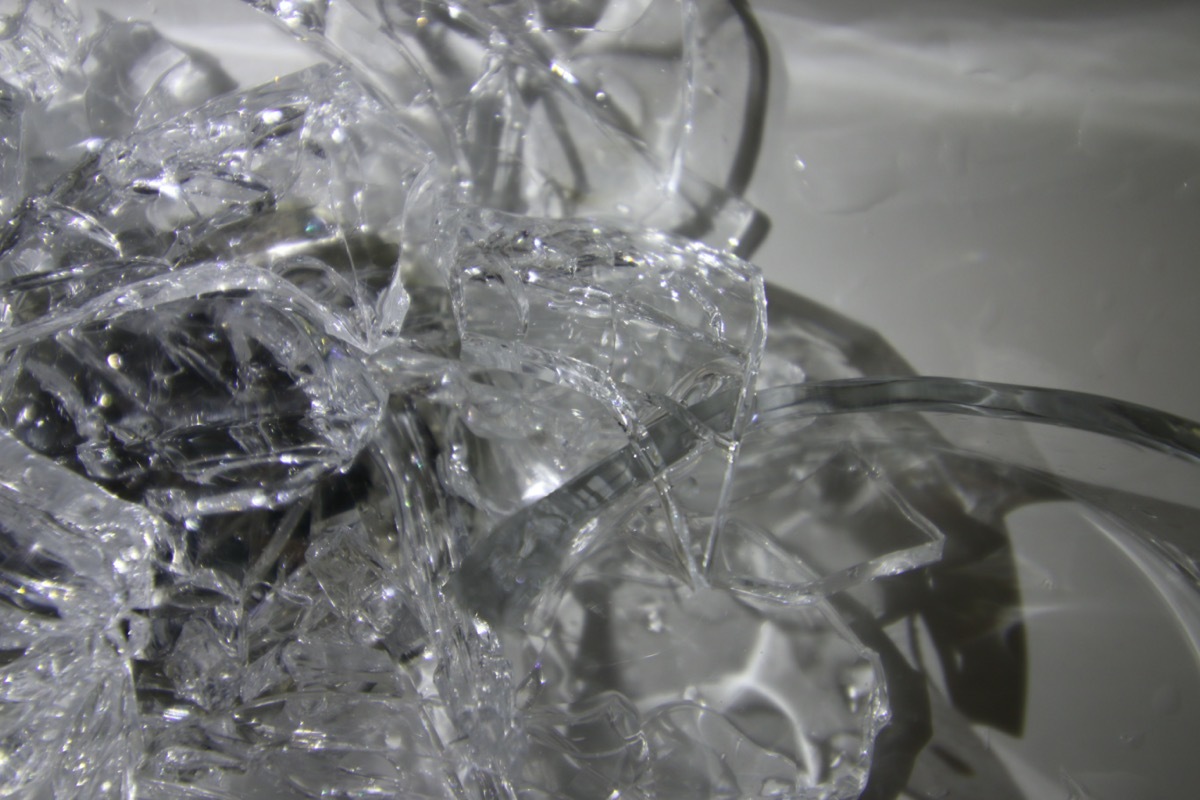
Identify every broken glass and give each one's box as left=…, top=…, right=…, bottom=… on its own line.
left=10, top=2, right=1198, bottom=799
left=0, top=3, right=916, bottom=794
left=246, top=0, right=767, bottom=251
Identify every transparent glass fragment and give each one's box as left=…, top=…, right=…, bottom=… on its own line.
left=128, top=416, right=518, bottom=798
left=446, top=210, right=765, bottom=403
left=0, top=3, right=937, bottom=799
left=457, top=380, right=948, bottom=631
left=690, top=406, right=949, bottom=601
left=0, top=0, right=80, bottom=101
left=1, top=63, right=430, bottom=342
left=444, top=209, right=765, bottom=618
left=81, top=18, right=236, bottom=138
left=0, top=431, right=162, bottom=798
left=0, top=279, right=383, bottom=517
left=4, top=7, right=237, bottom=204
left=506, top=540, right=888, bottom=799
left=244, top=0, right=767, bottom=250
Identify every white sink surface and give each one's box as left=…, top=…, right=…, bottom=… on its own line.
left=748, top=0, right=1200, bottom=420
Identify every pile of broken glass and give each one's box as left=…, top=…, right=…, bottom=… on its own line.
left=0, top=2, right=934, bottom=797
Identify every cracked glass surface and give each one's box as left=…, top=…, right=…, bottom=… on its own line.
left=0, top=3, right=837, bottom=796
left=3, top=1, right=1197, bottom=799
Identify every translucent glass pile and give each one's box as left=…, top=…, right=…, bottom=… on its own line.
left=0, top=2, right=918, bottom=797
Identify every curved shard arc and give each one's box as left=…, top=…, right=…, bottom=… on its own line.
left=753, top=376, right=1200, bottom=464
left=459, top=375, right=1200, bottom=629
left=457, top=376, right=944, bottom=626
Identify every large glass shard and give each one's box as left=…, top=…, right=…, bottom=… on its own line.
left=526, top=0, right=768, bottom=195
left=444, top=209, right=765, bottom=619
left=0, top=431, right=163, bottom=798
left=0, top=275, right=383, bottom=518
left=687, top=405, right=949, bottom=602
left=244, top=0, right=766, bottom=250
left=0, top=428, right=161, bottom=622
left=446, top=210, right=764, bottom=404
left=0, top=0, right=86, bottom=222
left=1, top=63, right=431, bottom=346
left=504, top=538, right=888, bottom=799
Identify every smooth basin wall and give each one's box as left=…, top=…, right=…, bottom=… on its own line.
left=749, top=0, right=1200, bottom=421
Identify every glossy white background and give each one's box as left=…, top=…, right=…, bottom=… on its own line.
left=748, top=0, right=1200, bottom=421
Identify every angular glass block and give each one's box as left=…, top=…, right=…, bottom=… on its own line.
left=0, top=0, right=80, bottom=101
left=0, top=431, right=163, bottom=799
left=447, top=210, right=764, bottom=400
left=245, top=0, right=766, bottom=249
left=445, top=210, right=765, bottom=618
left=506, top=540, right=888, bottom=799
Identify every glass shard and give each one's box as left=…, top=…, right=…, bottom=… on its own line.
left=0, top=431, right=162, bottom=799
left=445, top=209, right=765, bottom=620
left=245, top=0, right=767, bottom=250
left=0, top=0, right=80, bottom=101
left=505, top=540, right=887, bottom=799
left=0, top=4, right=933, bottom=799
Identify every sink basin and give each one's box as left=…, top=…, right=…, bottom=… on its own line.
left=748, top=0, right=1200, bottom=421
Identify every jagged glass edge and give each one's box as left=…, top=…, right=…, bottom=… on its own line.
left=240, top=0, right=770, bottom=253
left=460, top=376, right=1200, bottom=616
